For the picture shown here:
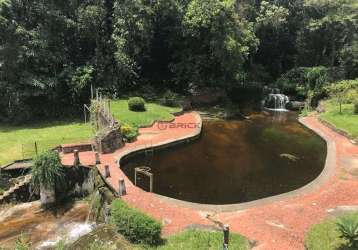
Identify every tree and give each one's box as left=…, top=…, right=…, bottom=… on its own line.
left=173, top=0, right=258, bottom=89
left=253, top=1, right=290, bottom=78
left=297, top=0, right=358, bottom=68
left=326, top=79, right=358, bottom=114
left=112, top=0, right=155, bottom=90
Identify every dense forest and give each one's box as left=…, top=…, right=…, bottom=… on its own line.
left=0, top=0, right=357, bottom=122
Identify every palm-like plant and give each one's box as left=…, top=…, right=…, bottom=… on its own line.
left=31, top=151, right=65, bottom=191
left=337, top=215, right=358, bottom=248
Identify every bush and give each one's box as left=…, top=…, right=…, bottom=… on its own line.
left=120, top=123, right=138, bottom=142
left=337, top=214, right=358, bottom=248
left=160, top=90, right=179, bottom=107
left=354, top=102, right=358, bottom=114
left=31, top=151, right=65, bottom=191
left=110, top=199, right=162, bottom=245
left=128, top=97, right=146, bottom=112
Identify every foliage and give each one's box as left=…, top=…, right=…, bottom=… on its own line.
left=86, top=240, right=118, bottom=250
left=0, top=0, right=357, bottom=122
left=31, top=151, right=65, bottom=190
left=120, top=123, right=138, bottom=142
left=337, top=214, right=358, bottom=248
left=255, top=1, right=289, bottom=29
left=305, top=213, right=358, bottom=250
left=326, top=79, right=358, bottom=113
left=14, top=235, right=31, bottom=250
left=160, top=90, right=179, bottom=107
left=305, top=217, right=345, bottom=250
left=174, top=0, right=258, bottom=89
left=355, top=103, right=358, bottom=115
left=276, top=66, right=332, bottom=99
left=320, top=100, right=358, bottom=139
left=110, top=199, right=162, bottom=245
left=128, top=97, right=146, bottom=112
left=133, top=229, right=249, bottom=250
left=297, top=0, right=358, bottom=70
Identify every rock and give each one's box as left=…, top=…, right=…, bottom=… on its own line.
left=286, top=101, right=305, bottom=111
left=93, top=126, right=124, bottom=154
left=180, top=99, right=192, bottom=111
left=326, top=206, right=358, bottom=217
left=316, top=105, right=325, bottom=113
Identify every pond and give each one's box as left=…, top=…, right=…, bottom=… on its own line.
left=121, top=112, right=327, bottom=205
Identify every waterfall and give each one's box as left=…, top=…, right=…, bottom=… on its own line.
left=264, top=94, right=290, bottom=111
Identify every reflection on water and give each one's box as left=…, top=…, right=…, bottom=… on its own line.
left=121, top=111, right=327, bottom=204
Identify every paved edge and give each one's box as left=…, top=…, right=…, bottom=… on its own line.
left=122, top=117, right=336, bottom=213
left=115, top=112, right=202, bottom=164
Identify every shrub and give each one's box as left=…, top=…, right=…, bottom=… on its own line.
left=120, top=123, right=138, bottom=142
left=128, top=97, right=146, bottom=111
left=31, top=151, right=65, bottom=191
left=161, top=90, right=179, bottom=107
left=354, top=102, right=358, bottom=114
left=110, top=199, right=162, bottom=245
left=337, top=215, right=358, bottom=248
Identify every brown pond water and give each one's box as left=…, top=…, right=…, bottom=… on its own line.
left=121, top=112, right=327, bottom=205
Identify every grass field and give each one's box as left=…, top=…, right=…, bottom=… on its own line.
left=305, top=213, right=358, bottom=250
left=0, top=121, right=93, bottom=166
left=110, top=99, right=181, bottom=128
left=134, top=230, right=249, bottom=250
left=320, top=100, right=358, bottom=140
left=0, top=99, right=180, bottom=166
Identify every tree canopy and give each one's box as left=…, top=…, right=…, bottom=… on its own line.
left=0, top=0, right=357, bottom=122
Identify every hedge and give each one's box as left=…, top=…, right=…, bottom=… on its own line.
left=109, top=199, right=162, bottom=245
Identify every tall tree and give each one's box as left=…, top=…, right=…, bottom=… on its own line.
left=173, top=0, right=258, bottom=89
left=297, top=0, right=358, bottom=68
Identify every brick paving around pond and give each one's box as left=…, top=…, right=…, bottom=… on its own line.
left=60, top=112, right=358, bottom=250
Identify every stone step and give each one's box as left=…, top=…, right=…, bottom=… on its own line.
left=0, top=174, right=32, bottom=201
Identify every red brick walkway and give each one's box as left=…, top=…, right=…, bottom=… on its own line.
left=61, top=113, right=358, bottom=250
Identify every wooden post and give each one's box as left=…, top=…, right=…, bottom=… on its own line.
left=223, top=224, right=229, bottom=250
left=34, top=141, right=38, bottom=156
left=119, top=178, right=126, bottom=196
left=84, top=105, right=87, bottom=123
left=95, top=152, right=101, bottom=165
left=149, top=173, right=153, bottom=193
left=134, top=168, right=138, bottom=186
left=104, top=165, right=110, bottom=178
left=73, top=150, right=80, bottom=166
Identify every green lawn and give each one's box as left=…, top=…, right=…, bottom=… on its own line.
left=305, top=213, right=358, bottom=250
left=320, top=100, right=358, bottom=140
left=0, top=121, right=92, bottom=166
left=0, top=99, right=180, bottom=166
left=135, top=230, right=249, bottom=250
left=110, top=99, right=181, bottom=128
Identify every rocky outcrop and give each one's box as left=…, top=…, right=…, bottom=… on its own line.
left=94, top=126, right=124, bottom=154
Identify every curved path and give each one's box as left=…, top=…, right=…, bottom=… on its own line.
left=61, top=113, right=358, bottom=250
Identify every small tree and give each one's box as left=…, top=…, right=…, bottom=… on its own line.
left=31, top=151, right=65, bottom=205
left=326, top=81, right=349, bottom=114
